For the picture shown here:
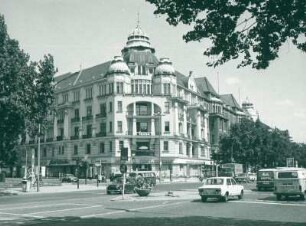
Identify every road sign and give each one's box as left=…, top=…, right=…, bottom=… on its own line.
left=120, top=164, right=127, bottom=174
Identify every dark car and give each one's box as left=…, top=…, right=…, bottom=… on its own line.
left=235, top=173, right=251, bottom=183
left=106, top=177, right=135, bottom=195
left=62, top=174, right=78, bottom=183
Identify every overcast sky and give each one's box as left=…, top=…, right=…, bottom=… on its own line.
left=1, top=0, right=305, bottom=143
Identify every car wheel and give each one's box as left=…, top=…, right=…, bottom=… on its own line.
left=107, top=190, right=111, bottom=195
left=222, top=193, right=229, bottom=202
left=276, top=194, right=282, bottom=201
left=300, top=194, right=305, bottom=200
left=201, top=196, right=207, bottom=202
left=67, top=179, right=71, bottom=183
left=238, top=190, right=244, bottom=200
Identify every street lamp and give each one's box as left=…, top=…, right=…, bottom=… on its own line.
left=153, top=112, right=165, bottom=183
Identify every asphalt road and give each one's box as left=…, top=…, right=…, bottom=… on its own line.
left=1, top=182, right=306, bottom=226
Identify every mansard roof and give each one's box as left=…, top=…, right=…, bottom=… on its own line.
left=220, top=94, right=241, bottom=109
left=194, top=77, right=219, bottom=97
left=122, top=49, right=158, bottom=66
left=54, top=61, right=111, bottom=91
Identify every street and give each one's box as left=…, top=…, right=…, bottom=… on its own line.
left=1, top=182, right=306, bottom=225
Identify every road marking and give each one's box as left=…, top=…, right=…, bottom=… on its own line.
left=0, top=211, right=43, bottom=219
left=235, top=200, right=306, bottom=207
left=29, top=205, right=103, bottom=215
left=0, top=203, right=86, bottom=211
left=81, top=201, right=187, bottom=218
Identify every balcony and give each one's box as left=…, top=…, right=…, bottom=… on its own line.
left=70, top=135, right=79, bottom=140
left=46, top=137, right=53, bottom=142
left=29, top=140, right=35, bottom=144
left=82, top=134, right=92, bottom=139
left=71, top=117, right=80, bottom=123
left=136, top=132, right=152, bottom=136
left=56, top=136, right=63, bottom=141
left=96, top=113, right=106, bottom=119
left=82, top=115, right=93, bottom=121
left=134, top=150, right=155, bottom=156
left=57, top=119, right=64, bottom=124
left=96, top=132, right=106, bottom=137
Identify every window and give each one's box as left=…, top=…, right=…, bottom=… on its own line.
left=165, top=121, right=170, bottom=132
left=86, top=106, right=92, bottom=116
left=136, top=103, right=149, bottom=115
left=165, top=102, right=170, bottom=113
left=137, top=122, right=148, bottom=132
left=100, top=103, right=106, bottom=116
left=109, top=141, right=112, bottom=152
left=100, top=142, right=105, bottom=153
left=85, top=87, right=93, bottom=99
left=179, top=143, right=183, bottom=154
left=100, top=122, right=106, bottom=136
left=109, top=83, right=114, bottom=94
left=109, top=102, right=113, bottom=112
left=74, top=127, right=79, bottom=137
left=109, top=121, right=112, bottom=133
left=117, top=101, right=122, bottom=113
left=116, top=82, right=123, bottom=94
left=74, top=109, right=79, bottom=119
left=86, top=143, right=91, bottom=154
left=163, top=83, right=171, bottom=95
left=73, top=90, right=80, bottom=102
left=201, top=146, right=205, bottom=156
left=74, top=145, right=78, bottom=155
left=63, top=93, right=68, bottom=103
left=43, top=148, right=47, bottom=157
left=117, top=121, right=122, bottom=133
left=87, top=125, right=92, bottom=137
left=163, top=141, right=169, bottom=152
left=119, top=141, right=124, bottom=151
left=99, top=84, right=105, bottom=96
left=52, top=149, right=55, bottom=157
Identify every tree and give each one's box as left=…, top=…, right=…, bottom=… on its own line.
left=146, top=0, right=306, bottom=69
left=217, top=118, right=303, bottom=171
left=0, top=15, right=56, bottom=167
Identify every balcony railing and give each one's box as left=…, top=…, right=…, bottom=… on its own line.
left=56, top=136, right=63, bottom=141
left=136, top=132, right=152, bottom=136
left=134, top=151, right=155, bottom=156
left=82, top=115, right=93, bottom=121
left=46, top=137, right=53, bottom=142
left=71, top=117, right=80, bottom=123
left=96, top=113, right=106, bottom=118
left=82, top=134, right=92, bottom=139
left=70, top=135, right=79, bottom=140
left=96, top=132, right=106, bottom=137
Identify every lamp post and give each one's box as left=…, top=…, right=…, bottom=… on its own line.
left=153, top=112, right=165, bottom=183
left=37, top=123, right=41, bottom=192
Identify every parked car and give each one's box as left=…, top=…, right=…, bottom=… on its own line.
left=106, top=177, right=136, bottom=195
left=62, top=174, right=78, bottom=183
left=198, top=177, right=244, bottom=202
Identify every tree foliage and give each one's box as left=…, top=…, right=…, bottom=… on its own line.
left=216, top=118, right=306, bottom=171
left=0, top=15, right=56, bottom=166
left=146, top=0, right=306, bottom=69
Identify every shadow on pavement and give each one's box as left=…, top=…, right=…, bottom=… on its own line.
left=2, top=216, right=304, bottom=226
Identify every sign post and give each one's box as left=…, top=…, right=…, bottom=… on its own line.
left=120, top=164, right=127, bottom=199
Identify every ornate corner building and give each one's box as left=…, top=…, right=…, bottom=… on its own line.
left=18, top=25, right=247, bottom=179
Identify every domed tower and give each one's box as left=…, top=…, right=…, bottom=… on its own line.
left=152, top=58, right=177, bottom=96
left=121, top=25, right=159, bottom=77
left=242, top=97, right=259, bottom=121
left=106, top=56, right=131, bottom=94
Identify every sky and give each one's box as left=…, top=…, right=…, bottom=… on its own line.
left=1, top=0, right=305, bottom=143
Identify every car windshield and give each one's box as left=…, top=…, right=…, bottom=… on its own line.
left=205, top=178, right=224, bottom=185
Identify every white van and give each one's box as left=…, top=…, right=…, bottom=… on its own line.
left=274, top=167, right=306, bottom=200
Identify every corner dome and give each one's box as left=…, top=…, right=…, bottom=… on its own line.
left=154, top=58, right=175, bottom=76
left=122, top=25, right=155, bottom=53
left=107, top=56, right=130, bottom=75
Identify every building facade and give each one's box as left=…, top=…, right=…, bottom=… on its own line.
left=19, top=25, right=246, bottom=179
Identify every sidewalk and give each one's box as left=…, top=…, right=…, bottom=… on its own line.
left=2, top=183, right=107, bottom=196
